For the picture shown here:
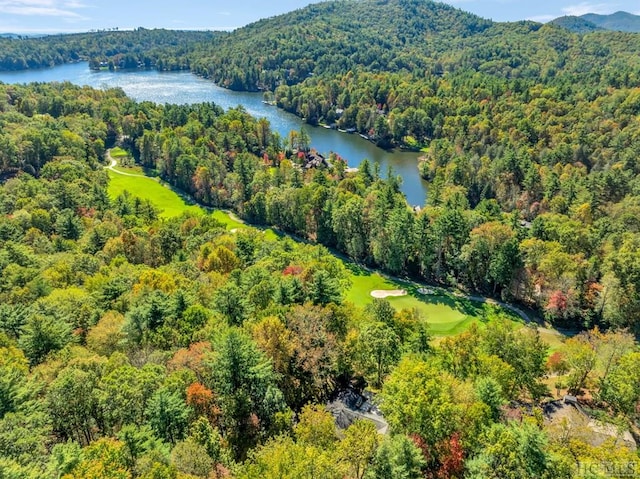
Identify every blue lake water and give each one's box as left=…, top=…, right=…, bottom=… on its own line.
left=0, top=63, right=428, bottom=205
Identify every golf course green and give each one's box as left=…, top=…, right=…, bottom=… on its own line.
left=106, top=150, right=565, bottom=346
left=344, top=265, right=523, bottom=336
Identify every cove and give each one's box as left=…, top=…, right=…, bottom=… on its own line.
left=0, top=62, right=428, bottom=206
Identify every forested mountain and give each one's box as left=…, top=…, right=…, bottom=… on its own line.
left=549, top=16, right=603, bottom=33
left=180, top=0, right=640, bottom=151
left=0, top=28, right=217, bottom=71
left=581, top=11, right=640, bottom=32
left=189, top=0, right=640, bottom=89
left=2, top=0, right=640, bottom=332
left=5, top=1, right=640, bottom=150
left=3, top=2, right=640, bottom=476
left=190, top=0, right=493, bottom=90
left=552, top=12, right=640, bottom=33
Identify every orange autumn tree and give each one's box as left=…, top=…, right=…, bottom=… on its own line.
left=186, top=382, right=220, bottom=425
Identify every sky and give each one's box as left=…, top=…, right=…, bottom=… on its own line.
left=0, top=0, right=639, bottom=34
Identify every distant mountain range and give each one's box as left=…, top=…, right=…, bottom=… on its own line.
left=0, top=33, right=49, bottom=38
left=551, top=11, right=640, bottom=33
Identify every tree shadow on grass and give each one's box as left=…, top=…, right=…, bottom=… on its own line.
left=163, top=182, right=200, bottom=207
left=344, top=262, right=373, bottom=277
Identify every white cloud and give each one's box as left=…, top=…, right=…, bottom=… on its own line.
left=0, top=0, right=87, bottom=18
left=561, top=2, right=615, bottom=16
left=527, top=14, right=556, bottom=23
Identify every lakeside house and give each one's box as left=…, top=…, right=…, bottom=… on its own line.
left=303, top=151, right=331, bottom=169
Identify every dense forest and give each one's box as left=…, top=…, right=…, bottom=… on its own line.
left=549, top=16, right=604, bottom=33
left=0, top=28, right=217, bottom=72
left=189, top=0, right=640, bottom=150
left=2, top=0, right=640, bottom=476
left=2, top=0, right=637, bottom=333
left=1, top=80, right=639, bottom=479
left=3, top=71, right=640, bottom=333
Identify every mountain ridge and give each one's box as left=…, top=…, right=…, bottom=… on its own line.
left=549, top=16, right=602, bottom=33
left=187, top=0, right=640, bottom=94
left=190, top=0, right=497, bottom=91
left=551, top=10, right=640, bottom=33
left=582, top=11, right=640, bottom=32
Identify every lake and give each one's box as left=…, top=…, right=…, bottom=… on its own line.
left=0, top=63, right=428, bottom=205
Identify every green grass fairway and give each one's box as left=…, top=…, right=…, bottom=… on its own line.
left=110, top=146, right=130, bottom=158
left=107, top=170, right=201, bottom=219
left=345, top=264, right=524, bottom=337
left=263, top=229, right=279, bottom=241
left=211, top=210, right=245, bottom=230
left=107, top=170, right=252, bottom=232
left=112, top=164, right=145, bottom=175
left=538, top=328, right=567, bottom=353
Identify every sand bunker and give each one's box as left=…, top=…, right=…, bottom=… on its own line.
left=370, top=289, right=407, bottom=299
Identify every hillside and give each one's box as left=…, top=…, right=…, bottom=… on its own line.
left=186, top=0, right=640, bottom=94
left=0, top=79, right=639, bottom=479
left=3, top=1, right=640, bottom=91
left=177, top=0, right=640, bottom=150
left=582, top=11, right=640, bottom=32
left=552, top=11, right=640, bottom=33
left=190, top=0, right=494, bottom=90
left=0, top=28, right=217, bottom=71
left=2, top=3, right=640, bottom=476
left=549, top=15, right=602, bottom=33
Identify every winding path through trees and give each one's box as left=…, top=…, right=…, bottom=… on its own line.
left=105, top=150, right=147, bottom=178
